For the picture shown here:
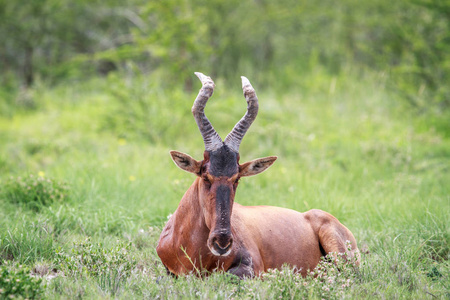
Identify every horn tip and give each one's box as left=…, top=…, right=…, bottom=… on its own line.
left=194, top=72, right=204, bottom=79
left=241, top=76, right=251, bottom=87
left=196, top=72, right=210, bottom=81
left=195, top=72, right=214, bottom=87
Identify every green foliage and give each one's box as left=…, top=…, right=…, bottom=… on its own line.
left=0, top=223, right=55, bottom=263
left=54, top=237, right=137, bottom=294
left=0, top=262, right=43, bottom=299
left=2, top=174, right=70, bottom=211
left=0, top=26, right=449, bottom=297
left=0, top=0, right=137, bottom=87
left=55, top=237, right=136, bottom=277
left=102, top=73, right=195, bottom=144
left=1, top=0, right=448, bottom=113
left=259, top=250, right=360, bottom=299
left=416, top=212, right=450, bottom=262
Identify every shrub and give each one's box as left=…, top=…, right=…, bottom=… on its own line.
left=260, top=246, right=360, bottom=299
left=54, top=238, right=137, bottom=295
left=1, top=174, right=70, bottom=211
left=0, top=261, right=43, bottom=299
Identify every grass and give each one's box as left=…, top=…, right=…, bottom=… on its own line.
left=0, top=69, right=449, bottom=299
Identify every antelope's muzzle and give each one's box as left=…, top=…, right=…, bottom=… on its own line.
left=208, top=231, right=233, bottom=256
left=208, top=184, right=233, bottom=256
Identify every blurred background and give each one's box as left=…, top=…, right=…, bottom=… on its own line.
left=1, top=0, right=449, bottom=223
left=1, top=0, right=449, bottom=114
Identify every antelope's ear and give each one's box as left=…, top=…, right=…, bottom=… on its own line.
left=239, top=156, right=277, bottom=177
left=170, top=151, right=202, bottom=175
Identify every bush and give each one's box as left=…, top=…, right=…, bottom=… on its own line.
left=0, top=262, right=43, bottom=299
left=260, top=248, right=360, bottom=299
left=54, top=238, right=137, bottom=295
left=1, top=174, right=70, bottom=211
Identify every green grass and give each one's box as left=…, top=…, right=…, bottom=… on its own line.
left=0, top=69, right=449, bottom=299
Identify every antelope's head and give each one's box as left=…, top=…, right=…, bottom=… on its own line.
left=170, top=73, right=277, bottom=257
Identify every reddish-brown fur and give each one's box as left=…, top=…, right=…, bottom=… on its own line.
left=157, top=152, right=360, bottom=278
left=156, top=73, right=359, bottom=278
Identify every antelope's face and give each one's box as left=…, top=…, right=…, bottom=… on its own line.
left=170, top=73, right=276, bottom=257
left=171, top=146, right=276, bottom=256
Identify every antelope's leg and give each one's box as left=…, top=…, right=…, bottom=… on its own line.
left=226, top=250, right=258, bottom=279
left=164, top=265, right=178, bottom=278
left=227, top=263, right=254, bottom=279
left=318, top=221, right=360, bottom=266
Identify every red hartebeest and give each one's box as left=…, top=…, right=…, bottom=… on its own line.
left=157, top=73, right=359, bottom=278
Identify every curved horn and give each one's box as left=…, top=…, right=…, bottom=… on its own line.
left=192, top=72, right=223, bottom=152
left=224, top=76, right=259, bottom=153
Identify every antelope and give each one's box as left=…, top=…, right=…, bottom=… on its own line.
left=156, top=73, right=360, bottom=278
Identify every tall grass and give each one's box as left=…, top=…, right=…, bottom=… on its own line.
left=0, top=69, right=448, bottom=298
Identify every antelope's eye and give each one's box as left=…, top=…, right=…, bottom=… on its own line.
left=202, top=176, right=211, bottom=184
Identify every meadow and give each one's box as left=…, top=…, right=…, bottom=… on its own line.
left=1, top=1, right=449, bottom=297
left=0, top=67, right=448, bottom=299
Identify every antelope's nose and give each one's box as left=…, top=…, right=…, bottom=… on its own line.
left=210, top=235, right=233, bottom=256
